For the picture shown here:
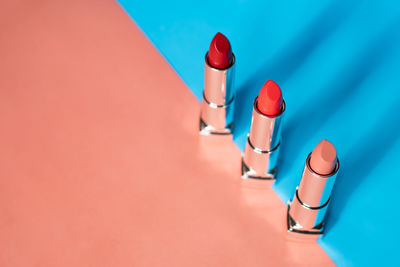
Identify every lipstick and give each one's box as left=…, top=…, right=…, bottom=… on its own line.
left=200, top=32, right=235, bottom=135
left=287, top=139, right=339, bottom=235
left=242, top=80, right=285, bottom=180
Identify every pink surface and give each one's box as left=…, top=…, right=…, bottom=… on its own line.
left=0, top=0, right=335, bottom=266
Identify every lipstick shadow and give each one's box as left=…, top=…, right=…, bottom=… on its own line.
left=287, top=139, right=339, bottom=235
left=242, top=80, right=285, bottom=180
left=200, top=33, right=235, bottom=135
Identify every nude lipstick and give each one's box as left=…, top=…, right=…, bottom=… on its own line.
left=242, top=80, right=285, bottom=179
left=287, top=139, right=339, bottom=235
left=200, top=32, right=235, bottom=135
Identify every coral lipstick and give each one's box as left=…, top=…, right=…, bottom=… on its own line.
left=200, top=32, right=235, bottom=135
left=257, top=80, right=283, bottom=116
left=242, top=80, right=285, bottom=180
left=287, top=140, right=340, bottom=235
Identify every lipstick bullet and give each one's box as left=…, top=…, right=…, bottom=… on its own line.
left=242, top=80, right=285, bottom=180
left=200, top=32, right=235, bottom=135
left=287, top=139, right=339, bottom=235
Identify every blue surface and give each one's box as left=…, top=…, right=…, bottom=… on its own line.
left=118, top=0, right=400, bottom=266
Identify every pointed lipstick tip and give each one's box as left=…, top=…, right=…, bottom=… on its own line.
left=257, top=80, right=283, bottom=116
left=310, top=139, right=337, bottom=175
left=207, top=32, right=233, bottom=69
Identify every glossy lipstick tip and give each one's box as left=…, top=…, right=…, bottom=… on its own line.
left=257, top=80, right=283, bottom=116
left=207, top=32, right=233, bottom=69
left=310, top=139, right=337, bottom=175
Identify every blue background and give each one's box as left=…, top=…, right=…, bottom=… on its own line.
left=117, top=0, right=400, bottom=265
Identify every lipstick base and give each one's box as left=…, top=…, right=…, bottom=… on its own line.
left=199, top=117, right=233, bottom=135
left=286, top=188, right=329, bottom=235
left=199, top=94, right=234, bottom=135
left=241, top=136, right=280, bottom=180
left=286, top=205, right=325, bottom=235
left=241, top=158, right=277, bottom=180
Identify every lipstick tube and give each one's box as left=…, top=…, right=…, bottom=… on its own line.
left=241, top=97, right=285, bottom=179
left=200, top=53, right=235, bottom=135
left=287, top=153, right=339, bottom=235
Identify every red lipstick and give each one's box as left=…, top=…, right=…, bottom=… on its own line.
left=207, top=32, right=233, bottom=69
left=242, top=80, right=285, bottom=180
left=287, top=139, right=340, bottom=235
left=200, top=32, right=235, bottom=135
